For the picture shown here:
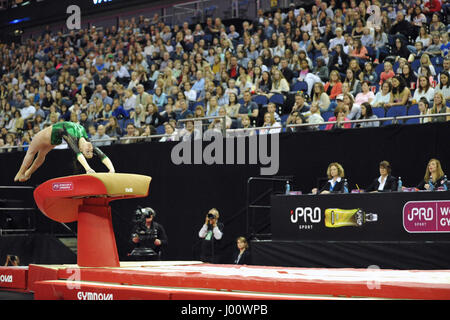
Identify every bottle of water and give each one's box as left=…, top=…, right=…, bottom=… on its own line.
left=442, top=175, right=448, bottom=191
left=343, top=179, right=349, bottom=194
left=397, top=177, right=402, bottom=192
left=429, top=178, right=435, bottom=191
left=285, top=181, right=291, bottom=195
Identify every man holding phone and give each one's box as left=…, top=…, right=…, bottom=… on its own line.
left=198, top=208, right=224, bottom=263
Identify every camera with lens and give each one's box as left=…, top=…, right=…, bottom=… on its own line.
left=207, top=213, right=215, bottom=219
left=134, top=206, right=156, bottom=225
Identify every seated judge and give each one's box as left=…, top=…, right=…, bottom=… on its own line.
left=366, top=160, right=398, bottom=192
left=416, top=158, right=447, bottom=190
left=312, top=162, right=347, bottom=194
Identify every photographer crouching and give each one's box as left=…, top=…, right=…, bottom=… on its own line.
left=130, top=207, right=168, bottom=261
left=198, top=208, right=224, bottom=263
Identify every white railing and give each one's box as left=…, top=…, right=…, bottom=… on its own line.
left=1, top=113, right=449, bottom=152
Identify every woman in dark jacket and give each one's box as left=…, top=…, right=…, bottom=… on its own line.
left=366, top=160, right=398, bottom=192
left=233, top=237, right=252, bottom=265
left=416, top=158, right=447, bottom=190
left=312, top=162, right=347, bottom=194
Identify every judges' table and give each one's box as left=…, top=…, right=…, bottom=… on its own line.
left=252, top=191, right=450, bottom=269
left=271, top=191, right=450, bottom=241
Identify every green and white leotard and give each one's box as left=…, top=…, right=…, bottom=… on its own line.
left=51, top=122, right=107, bottom=160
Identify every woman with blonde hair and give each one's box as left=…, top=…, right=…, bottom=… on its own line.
left=417, top=158, right=447, bottom=190
left=259, top=112, right=281, bottom=135
left=428, top=91, right=450, bottom=122
left=312, top=162, right=347, bottom=194
left=269, top=69, right=290, bottom=97
left=416, top=53, right=436, bottom=77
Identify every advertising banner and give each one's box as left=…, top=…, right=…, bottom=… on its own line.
left=271, top=191, right=450, bottom=241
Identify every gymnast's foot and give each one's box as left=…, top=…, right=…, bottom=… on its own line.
left=18, top=170, right=31, bottom=182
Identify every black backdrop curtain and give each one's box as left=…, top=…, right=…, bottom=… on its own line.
left=0, top=122, right=449, bottom=264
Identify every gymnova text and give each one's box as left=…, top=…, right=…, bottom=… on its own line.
left=170, top=123, right=280, bottom=176
left=77, top=291, right=114, bottom=300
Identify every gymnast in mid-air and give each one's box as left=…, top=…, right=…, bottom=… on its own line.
left=14, top=121, right=115, bottom=182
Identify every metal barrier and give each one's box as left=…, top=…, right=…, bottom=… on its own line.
left=0, top=185, right=36, bottom=236
left=1, top=113, right=449, bottom=152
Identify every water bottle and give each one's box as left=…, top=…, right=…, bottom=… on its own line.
left=443, top=175, right=448, bottom=191
left=343, top=179, right=349, bottom=194
left=285, top=181, right=291, bottom=195
left=397, top=177, right=402, bottom=192
left=429, top=178, right=435, bottom=191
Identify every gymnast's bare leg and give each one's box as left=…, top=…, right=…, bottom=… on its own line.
left=14, top=126, right=54, bottom=182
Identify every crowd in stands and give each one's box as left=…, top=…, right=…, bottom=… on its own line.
left=1, top=0, right=450, bottom=151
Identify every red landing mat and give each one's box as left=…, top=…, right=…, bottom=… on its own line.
left=20, top=261, right=450, bottom=300
left=0, top=267, right=28, bottom=290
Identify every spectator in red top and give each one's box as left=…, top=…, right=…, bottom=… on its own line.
left=229, top=56, right=239, bottom=79
left=379, top=61, right=395, bottom=86
left=424, top=0, right=442, bottom=15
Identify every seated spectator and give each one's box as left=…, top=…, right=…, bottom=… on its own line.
left=303, top=102, right=324, bottom=130
left=325, top=105, right=352, bottom=130
left=386, top=76, right=411, bottom=108
left=361, top=62, right=378, bottom=86
left=435, top=72, right=450, bottom=101
left=176, top=100, right=193, bottom=121
left=225, top=93, right=240, bottom=119
left=291, top=92, right=310, bottom=114
left=312, top=57, right=329, bottom=83
left=343, top=93, right=361, bottom=120
left=354, top=81, right=375, bottom=106
left=418, top=97, right=431, bottom=124
left=238, top=91, right=259, bottom=121
left=159, top=122, right=178, bottom=142
left=329, top=44, right=350, bottom=74
left=269, top=69, right=290, bottom=98
left=179, top=116, right=201, bottom=141
left=153, top=87, right=167, bottom=111
left=344, top=69, right=362, bottom=97
left=400, top=63, right=417, bottom=89
left=371, top=81, right=392, bottom=108
left=145, top=104, right=164, bottom=128
left=412, top=76, right=435, bottom=104
left=391, top=37, right=411, bottom=62
left=356, top=102, right=380, bottom=128
left=379, top=62, right=395, bottom=86
left=104, top=116, right=123, bottom=138
left=259, top=112, right=281, bottom=135
left=428, top=91, right=450, bottom=122
left=324, top=70, right=343, bottom=101
left=91, top=124, right=112, bottom=146
left=311, top=82, right=331, bottom=112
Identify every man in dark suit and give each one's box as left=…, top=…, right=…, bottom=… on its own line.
left=280, top=58, right=294, bottom=84
left=366, top=161, right=398, bottom=192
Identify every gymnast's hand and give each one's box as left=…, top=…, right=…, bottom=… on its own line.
left=87, top=168, right=96, bottom=174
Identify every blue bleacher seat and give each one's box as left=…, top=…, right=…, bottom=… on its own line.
left=252, top=95, right=268, bottom=106
left=431, top=56, right=444, bottom=67
left=156, top=125, right=165, bottom=135
left=281, top=114, right=289, bottom=125
left=406, top=104, right=420, bottom=124
left=383, top=105, right=407, bottom=125
left=321, top=111, right=334, bottom=122
left=375, top=63, right=385, bottom=78
left=372, top=107, right=386, bottom=119
left=269, top=93, right=285, bottom=105
left=290, top=81, right=308, bottom=93
left=411, top=59, right=421, bottom=73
